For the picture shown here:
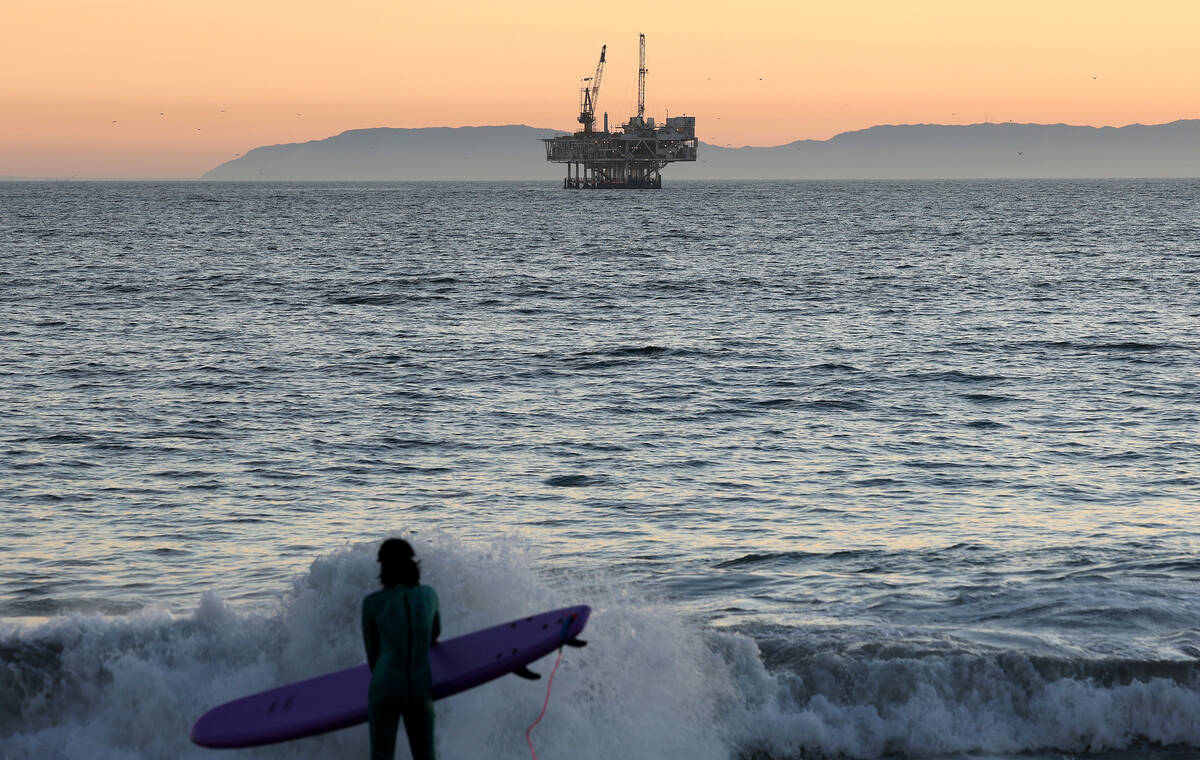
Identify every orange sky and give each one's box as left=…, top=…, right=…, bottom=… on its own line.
left=3, top=0, right=1198, bottom=178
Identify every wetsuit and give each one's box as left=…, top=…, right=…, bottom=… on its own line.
left=362, top=584, right=441, bottom=760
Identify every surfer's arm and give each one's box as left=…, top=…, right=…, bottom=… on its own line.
left=362, top=605, right=380, bottom=671
left=432, top=609, right=441, bottom=644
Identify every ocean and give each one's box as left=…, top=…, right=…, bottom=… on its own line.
left=1, top=179, right=1198, bottom=759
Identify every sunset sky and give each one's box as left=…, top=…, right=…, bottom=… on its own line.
left=3, top=0, right=1198, bottom=178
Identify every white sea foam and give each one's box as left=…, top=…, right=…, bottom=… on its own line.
left=0, top=534, right=735, bottom=760
left=3, top=535, right=1199, bottom=759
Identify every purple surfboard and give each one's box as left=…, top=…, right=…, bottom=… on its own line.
left=191, top=605, right=589, bottom=749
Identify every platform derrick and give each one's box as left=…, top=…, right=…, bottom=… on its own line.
left=543, top=34, right=697, bottom=189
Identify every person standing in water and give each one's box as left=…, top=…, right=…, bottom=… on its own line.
left=363, top=538, right=441, bottom=760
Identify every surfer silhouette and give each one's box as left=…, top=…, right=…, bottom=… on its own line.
left=363, top=538, right=441, bottom=760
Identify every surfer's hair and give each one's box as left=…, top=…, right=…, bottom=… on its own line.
left=378, top=538, right=420, bottom=588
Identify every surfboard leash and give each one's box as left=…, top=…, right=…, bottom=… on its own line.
left=524, top=646, right=564, bottom=760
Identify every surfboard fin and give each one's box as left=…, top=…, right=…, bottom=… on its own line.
left=513, top=666, right=541, bottom=680
left=565, top=637, right=587, bottom=648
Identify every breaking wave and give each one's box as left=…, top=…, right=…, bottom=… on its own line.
left=2, top=536, right=1199, bottom=759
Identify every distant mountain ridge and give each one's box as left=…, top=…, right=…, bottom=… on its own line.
left=202, top=125, right=568, bottom=181
left=202, top=120, right=1200, bottom=180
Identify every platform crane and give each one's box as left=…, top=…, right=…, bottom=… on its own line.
left=578, top=45, right=606, bottom=132
left=637, top=33, right=647, bottom=121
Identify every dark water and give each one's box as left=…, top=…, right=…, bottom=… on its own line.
left=1, top=180, right=1198, bottom=759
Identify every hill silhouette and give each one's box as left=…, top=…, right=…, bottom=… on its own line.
left=202, top=125, right=566, bottom=181
left=202, top=120, right=1200, bottom=180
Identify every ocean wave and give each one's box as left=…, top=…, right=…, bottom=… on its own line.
left=0, top=537, right=732, bottom=760
left=2, top=538, right=1200, bottom=759
left=328, top=294, right=406, bottom=306
left=543, top=474, right=607, bottom=488
left=906, top=370, right=1011, bottom=383
left=1017, top=340, right=1192, bottom=353
left=723, top=632, right=1200, bottom=759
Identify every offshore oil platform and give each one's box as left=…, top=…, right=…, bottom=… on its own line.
left=543, top=35, right=697, bottom=189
